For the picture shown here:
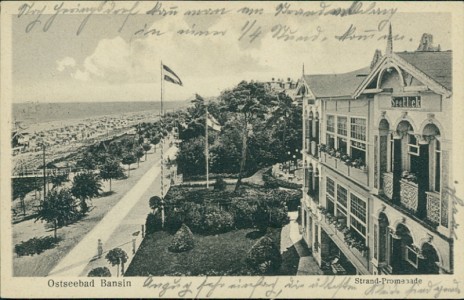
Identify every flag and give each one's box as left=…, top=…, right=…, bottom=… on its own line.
left=207, top=112, right=222, bottom=131
left=163, top=64, right=183, bottom=86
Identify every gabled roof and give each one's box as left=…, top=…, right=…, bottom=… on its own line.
left=302, top=67, right=370, bottom=98
left=395, top=51, right=452, bottom=91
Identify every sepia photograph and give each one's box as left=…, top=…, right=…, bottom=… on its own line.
left=1, top=0, right=464, bottom=298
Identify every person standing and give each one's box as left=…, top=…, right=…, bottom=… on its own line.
left=97, top=239, right=103, bottom=258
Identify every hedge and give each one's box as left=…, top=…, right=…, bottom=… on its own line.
left=145, top=212, right=162, bottom=234
left=262, top=169, right=302, bottom=190
left=202, top=205, right=234, bottom=234
left=230, top=199, right=257, bottom=229
left=88, top=267, right=112, bottom=277
left=15, top=236, right=61, bottom=257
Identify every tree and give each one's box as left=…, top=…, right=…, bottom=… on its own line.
left=71, top=172, right=102, bottom=214
left=88, top=267, right=111, bottom=277
left=214, top=176, right=227, bottom=191
left=142, top=143, right=152, bottom=160
left=105, top=248, right=128, bottom=277
left=77, top=152, right=98, bottom=170
left=121, top=153, right=137, bottom=177
left=266, top=92, right=294, bottom=148
left=50, top=173, right=69, bottom=190
left=219, top=81, right=270, bottom=191
left=150, top=136, right=161, bottom=152
left=176, top=137, right=206, bottom=177
left=136, top=147, right=145, bottom=167
left=35, top=188, right=79, bottom=239
left=99, top=160, right=124, bottom=192
left=149, top=195, right=162, bottom=213
left=13, top=178, right=33, bottom=216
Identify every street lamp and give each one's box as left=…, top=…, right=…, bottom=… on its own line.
left=287, top=151, right=291, bottom=173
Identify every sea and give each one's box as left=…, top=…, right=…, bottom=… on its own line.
left=13, top=101, right=188, bottom=125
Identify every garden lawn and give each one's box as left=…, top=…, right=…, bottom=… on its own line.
left=125, top=228, right=283, bottom=276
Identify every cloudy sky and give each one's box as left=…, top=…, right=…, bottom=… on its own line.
left=11, top=1, right=453, bottom=103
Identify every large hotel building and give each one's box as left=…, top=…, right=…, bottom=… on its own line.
left=297, top=28, right=453, bottom=275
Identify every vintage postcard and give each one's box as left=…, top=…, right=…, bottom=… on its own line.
left=1, top=1, right=464, bottom=298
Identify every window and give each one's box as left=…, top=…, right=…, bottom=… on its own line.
left=337, top=116, right=347, bottom=136
left=351, top=118, right=367, bottom=141
left=326, top=178, right=335, bottom=215
left=350, top=194, right=366, bottom=223
left=327, top=133, right=335, bottom=149
left=408, top=134, right=419, bottom=156
left=327, top=115, right=335, bottom=133
left=327, top=177, right=335, bottom=197
left=351, top=218, right=366, bottom=236
left=338, top=137, right=347, bottom=154
left=351, top=140, right=366, bottom=162
left=405, top=246, right=419, bottom=268
left=337, top=185, right=348, bottom=208
left=435, top=140, right=441, bottom=192
left=314, top=224, right=319, bottom=251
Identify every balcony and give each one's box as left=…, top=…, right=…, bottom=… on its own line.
left=426, top=191, right=440, bottom=225
left=318, top=212, right=370, bottom=274
left=399, top=179, right=418, bottom=212
left=321, top=153, right=368, bottom=186
left=381, top=172, right=439, bottom=229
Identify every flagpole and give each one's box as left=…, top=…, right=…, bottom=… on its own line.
left=205, top=104, right=209, bottom=189
left=160, top=61, right=164, bottom=117
left=160, top=60, right=165, bottom=228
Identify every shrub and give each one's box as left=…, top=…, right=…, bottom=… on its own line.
left=246, top=235, right=282, bottom=274
left=268, top=206, right=290, bottom=228
left=14, top=236, right=61, bottom=257
left=168, top=224, right=194, bottom=253
left=145, top=212, right=162, bottom=234
left=213, top=177, right=227, bottom=191
left=164, top=209, right=184, bottom=233
left=182, top=202, right=204, bottom=232
left=202, top=205, right=234, bottom=234
left=88, top=267, right=111, bottom=277
left=230, top=200, right=257, bottom=229
left=262, top=169, right=302, bottom=190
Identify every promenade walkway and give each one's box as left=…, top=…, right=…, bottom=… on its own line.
left=47, top=144, right=177, bottom=277
left=280, top=212, right=323, bottom=275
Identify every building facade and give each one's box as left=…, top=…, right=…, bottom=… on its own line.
left=297, top=29, right=453, bottom=275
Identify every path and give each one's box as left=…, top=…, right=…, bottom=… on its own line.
left=280, top=211, right=323, bottom=275
left=181, top=167, right=269, bottom=187
left=49, top=144, right=175, bottom=276
left=242, top=167, right=268, bottom=186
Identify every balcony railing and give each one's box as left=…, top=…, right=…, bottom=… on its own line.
left=311, top=141, right=319, bottom=158
left=399, top=179, right=419, bottom=212
left=383, top=172, right=394, bottom=199
left=321, top=153, right=368, bottom=186
left=426, top=191, right=440, bottom=225
left=305, top=138, right=311, bottom=154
